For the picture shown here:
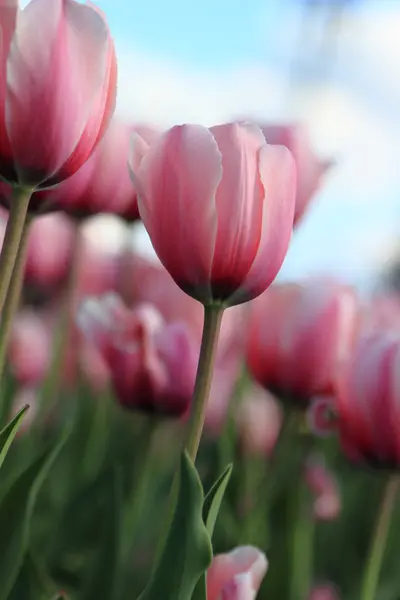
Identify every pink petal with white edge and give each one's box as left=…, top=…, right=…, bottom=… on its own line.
left=207, top=546, right=268, bottom=600
left=221, top=573, right=257, bottom=600
left=228, top=144, right=296, bottom=305
left=6, top=0, right=109, bottom=185
left=135, top=124, right=222, bottom=301
left=210, top=123, right=265, bottom=285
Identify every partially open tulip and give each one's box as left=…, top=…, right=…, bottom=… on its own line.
left=260, top=123, right=332, bottom=226
left=0, top=0, right=117, bottom=190
left=124, top=250, right=246, bottom=429
left=246, top=280, right=358, bottom=405
left=129, top=122, right=296, bottom=306
left=207, top=546, right=268, bottom=600
left=77, top=294, right=198, bottom=416
left=335, top=332, right=400, bottom=469
left=25, top=121, right=158, bottom=218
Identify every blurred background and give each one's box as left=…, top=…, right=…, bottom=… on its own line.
left=83, top=0, right=400, bottom=291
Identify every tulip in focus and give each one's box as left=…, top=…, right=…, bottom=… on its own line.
left=236, top=385, right=282, bottom=456
left=129, top=122, right=296, bottom=306
left=247, top=279, right=358, bottom=405
left=304, top=456, right=341, bottom=521
left=0, top=0, right=117, bottom=190
left=77, top=294, right=198, bottom=416
left=260, top=123, right=332, bottom=226
left=335, top=332, right=400, bottom=468
left=207, top=546, right=268, bottom=600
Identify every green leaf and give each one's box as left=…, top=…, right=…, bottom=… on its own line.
left=80, top=468, right=122, bottom=600
left=8, top=551, right=56, bottom=600
left=0, top=423, right=70, bottom=600
left=192, top=464, right=233, bottom=600
left=203, top=464, right=233, bottom=537
left=0, top=404, right=29, bottom=470
left=138, top=452, right=212, bottom=600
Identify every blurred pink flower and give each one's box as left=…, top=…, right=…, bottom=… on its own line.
left=0, top=0, right=117, bottom=190
left=309, top=584, right=340, bottom=600
left=246, top=279, right=358, bottom=405
left=124, top=252, right=246, bottom=431
left=9, top=309, right=51, bottom=386
left=336, top=332, right=400, bottom=468
left=77, top=294, right=198, bottom=416
left=207, top=546, right=268, bottom=600
left=260, top=123, right=332, bottom=226
left=304, top=456, right=341, bottom=521
left=236, top=385, right=282, bottom=456
left=129, top=122, right=296, bottom=306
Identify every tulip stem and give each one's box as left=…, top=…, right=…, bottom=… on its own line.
left=360, top=476, right=400, bottom=600
left=0, top=216, right=32, bottom=385
left=0, top=187, right=32, bottom=314
left=186, top=304, right=224, bottom=462
left=37, top=224, right=82, bottom=425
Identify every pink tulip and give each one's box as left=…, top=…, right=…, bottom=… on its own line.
left=24, top=213, right=75, bottom=290
left=0, top=0, right=117, bottom=190
left=260, top=123, right=332, bottom=226
left=123, top=251, right=246, bottom=429
left=75, top=241, right=119, bottom=298
left=309, top=584, right=340, bottom=600
left=247, top=279, right=358, bottom=405
left=8, top=309, right=51, bottom=386
left=77, top=294, right=198, bottom=416
left=26, top=120, right=158, bottom=218
left=335, top=332, right=400, bottom=468
left=129, top=122, right=296, bottom=306
left=236, top=385, right=282, bottom=456
left=304, top=456, right=341, bottom=521
left=207, top=546, right=268, bottom=600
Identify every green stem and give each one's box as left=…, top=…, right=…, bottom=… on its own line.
left=0, top=187, right=32, bottom=313
left=186, top=305, right=224, bottom=462
left=360, top=476, right=400, bottom=600
left=0, top=216, right=32, bottom=384
left=37, top=224, right=82, bottom=424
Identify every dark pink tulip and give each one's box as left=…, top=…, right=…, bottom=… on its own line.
left=336, top=332, right=400, bottom=469
left=129, top=122, right=296, bottom=306
left=236, top=385, right=282, bottom=456
left=207, top=546, right=268, bottom=600
left=304, top=456, right=341, bottom=521
left=260, top=123, right=332, bottom=226
left=0, top=0, right=117, bottom=190
left=124, top=251, right=246, bottom=429
left=247, top=279, right=358, bottom=405
left=27, top=120, right=158, bottom=218
left=77, top=294, right=198, bottom=416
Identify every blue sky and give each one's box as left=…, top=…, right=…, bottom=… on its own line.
left=92, top=0, right=400, bottom=289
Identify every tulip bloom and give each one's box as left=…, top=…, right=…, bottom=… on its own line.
left=236, top=385, right=282, bottom=456
left=129, top=122, right=296, bottom=306
left=304, top=456, right=341, bottom=521
left=9, top=310, right=51, bottom=386
left=247, top=280, right=358, bottom=404
left=25, top=121, right=158, bottom=218
left=260, top=123, right=332, bottom=226
left=77, top=294, right=198, bottom=416
left=336, top=333, right=400, bottom=469
left=0, top=0, right=117, bottom=190
left=207, top=546, right=268, bottom=600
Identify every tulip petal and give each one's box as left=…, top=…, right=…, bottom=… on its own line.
left=135, top=124, right=222, bottom=303
left=228, top=144, right=296, bottom=305
left=207, top=546, right=267, bottom=600
left=5, top=0, right=110, bottom=185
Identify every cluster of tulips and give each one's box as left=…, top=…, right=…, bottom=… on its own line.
left=0, top=1, right=398, bottom=600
